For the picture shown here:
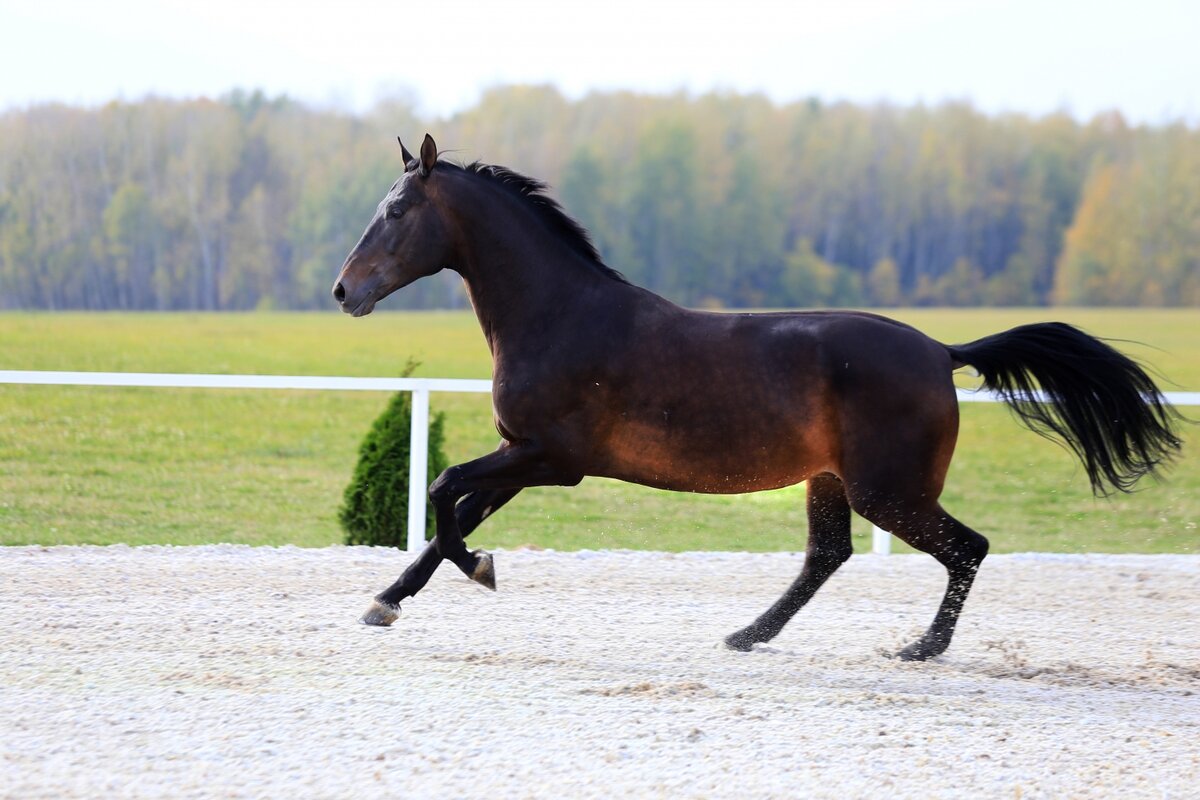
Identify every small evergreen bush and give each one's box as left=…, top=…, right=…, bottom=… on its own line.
left=339, top=386, right=448, bottom=548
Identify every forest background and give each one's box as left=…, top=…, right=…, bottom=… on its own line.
left=2, top=85, right=1198, bottom=313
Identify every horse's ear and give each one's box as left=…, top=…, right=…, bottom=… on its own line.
left=418, top=133, right=437, bottom=177
left=398, top=136, right=415, bottom=170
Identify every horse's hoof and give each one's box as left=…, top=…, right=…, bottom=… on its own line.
left=894, top=638, right=944, bottom=661
left=724, top=629, right=759, bottom=652
left=471, top=550, right=496, bottom=591
left=361, top=599, right=400, bottom=626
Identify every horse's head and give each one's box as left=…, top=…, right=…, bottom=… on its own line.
left=333, top=134, right=451, bottom=316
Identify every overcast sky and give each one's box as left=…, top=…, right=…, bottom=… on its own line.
left=1, top=0, right=1196, bottom=123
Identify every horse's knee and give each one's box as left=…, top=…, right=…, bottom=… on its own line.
left=428, top=465, right=464, bottom=507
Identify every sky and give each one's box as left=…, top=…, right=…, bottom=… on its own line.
left=1, top=0, right=1197, bottom=123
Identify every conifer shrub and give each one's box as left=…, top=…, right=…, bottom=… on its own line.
left=339, top=387, right=448, bottom=548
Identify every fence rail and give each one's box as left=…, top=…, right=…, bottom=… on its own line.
left=3, top=370, right=1196, bottom=554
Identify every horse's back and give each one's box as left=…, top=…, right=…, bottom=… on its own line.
left=665, top=307, right=954, bottom=398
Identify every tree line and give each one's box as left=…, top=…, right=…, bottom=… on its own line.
left=1, top=86, right=1197, bottom=311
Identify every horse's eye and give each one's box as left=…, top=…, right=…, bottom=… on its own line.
left=386, top=205, right=405, bottom=220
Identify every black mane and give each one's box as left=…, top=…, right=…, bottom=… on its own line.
left=443, top=160, right=629, bottom=284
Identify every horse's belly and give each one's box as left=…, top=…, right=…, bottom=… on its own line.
left=594, top=414, right=832, bottom=494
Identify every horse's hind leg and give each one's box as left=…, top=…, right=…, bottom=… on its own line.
left=725, top=473, right=853, bottom=651
left=850, top=493, right=989, bottom=661
left=361, top=488, right=522, bottom=626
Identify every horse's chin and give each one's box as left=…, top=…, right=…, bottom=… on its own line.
left=350, top=298, right=377, bottom=317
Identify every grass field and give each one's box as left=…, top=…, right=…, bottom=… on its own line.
left=1, top=308, right=1197, bottom=553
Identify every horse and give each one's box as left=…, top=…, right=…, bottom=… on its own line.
left=332, top=134, right=1181, bottom=660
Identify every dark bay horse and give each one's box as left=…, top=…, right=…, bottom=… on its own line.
left=332, top=134, right=1181, bottom=660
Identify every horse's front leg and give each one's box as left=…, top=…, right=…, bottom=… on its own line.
left=361, top=443, right=580, bottom=626
left=430, top=443, right=581, bottom=587
left=360, top=488, right=521, bottom=626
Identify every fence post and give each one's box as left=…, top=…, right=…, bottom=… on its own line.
left=872, top=524, right=892, bottom=555
left=406, top=385, right=431, bottom=552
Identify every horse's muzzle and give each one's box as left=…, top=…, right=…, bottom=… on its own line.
left=332, top=280, right=377, bottom=317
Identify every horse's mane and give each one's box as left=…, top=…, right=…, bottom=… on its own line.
left=442, top=160, right=629, bottom=285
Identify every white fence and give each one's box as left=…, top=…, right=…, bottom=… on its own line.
left=2, top=370, right=1196, bottom=554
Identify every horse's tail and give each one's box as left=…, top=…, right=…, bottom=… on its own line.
left=946, top=322, right=1182, bottom=496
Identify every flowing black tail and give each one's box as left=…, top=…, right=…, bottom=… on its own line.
left=947, top=322, right=1182, bottom=495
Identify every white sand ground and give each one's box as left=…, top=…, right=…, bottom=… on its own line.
left=1, top=546, right=1197, bottom=799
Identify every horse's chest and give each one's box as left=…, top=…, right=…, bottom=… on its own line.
left=489, top=375, right=579, bottom=441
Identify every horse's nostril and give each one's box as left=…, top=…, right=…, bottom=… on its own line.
left=333, top=282, right=346, bottom=303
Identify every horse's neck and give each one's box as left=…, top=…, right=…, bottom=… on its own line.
left=447, top=189, right=621, bottom=357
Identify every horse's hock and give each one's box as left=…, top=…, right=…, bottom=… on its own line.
left=2, top=545, right=1196, bottom=798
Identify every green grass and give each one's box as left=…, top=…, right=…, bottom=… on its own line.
left=0, top=309, right=1196, bottom=553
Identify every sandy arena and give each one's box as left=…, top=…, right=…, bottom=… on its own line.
left=1, top=545, right=1197, bottom=798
